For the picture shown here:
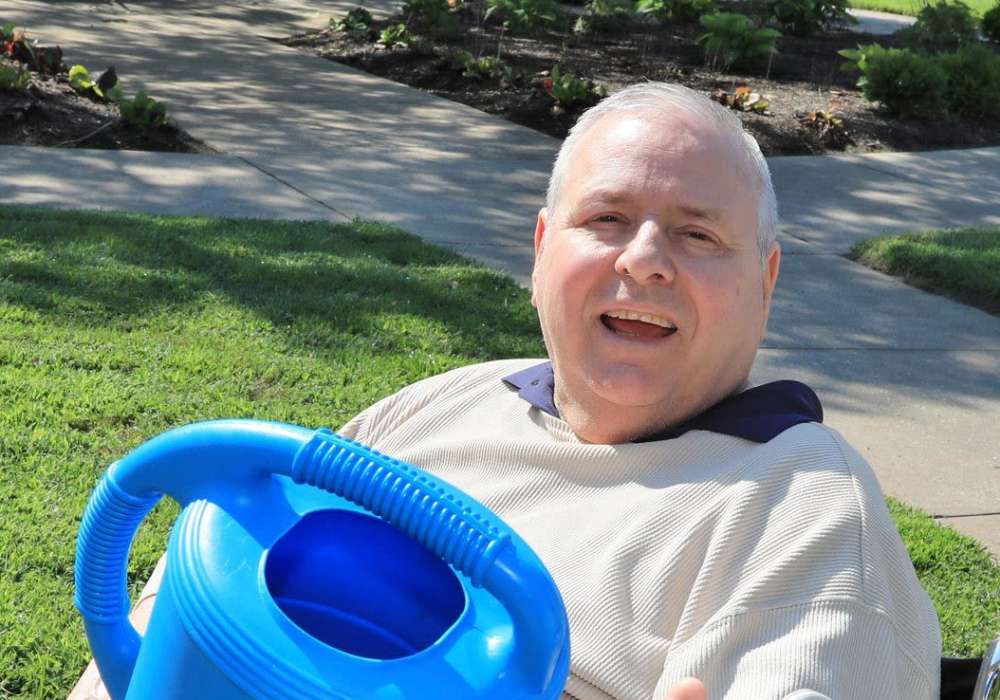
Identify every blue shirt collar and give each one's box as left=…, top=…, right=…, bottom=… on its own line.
left=502, top=361, right=823, bottom=444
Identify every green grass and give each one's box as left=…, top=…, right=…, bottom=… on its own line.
left=852, top=227, right=1000, bottom=316
left=890, top=499, right=1000, bottom=657
left=0, top=206, right=996, bottom=697
left=848, top=0, right=994, bottom=18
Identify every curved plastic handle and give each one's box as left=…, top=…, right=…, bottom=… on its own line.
left=75, top=420, right=568, bottom=700
left=291, top=429, right=512, bottom=586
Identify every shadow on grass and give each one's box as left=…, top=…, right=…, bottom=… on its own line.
left=0, top=206, right=544, bottom=361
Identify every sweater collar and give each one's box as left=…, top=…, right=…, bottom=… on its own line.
left=502, top=361, right=823, bottom=444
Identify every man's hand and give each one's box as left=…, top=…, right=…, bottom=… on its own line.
left=664, top=678, right=707, bottom=700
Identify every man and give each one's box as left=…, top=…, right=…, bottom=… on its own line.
left=69, top=82, right=941, bottom=700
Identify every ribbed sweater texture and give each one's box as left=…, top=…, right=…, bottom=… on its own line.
left=339, top=359, right=942, bottom=700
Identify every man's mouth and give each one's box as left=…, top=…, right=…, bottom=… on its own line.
left=600, top=310, right=678, bottom=339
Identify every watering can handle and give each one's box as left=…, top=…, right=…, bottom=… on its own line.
left=75, top=420, right=568, bottom=700
left=290, top=428, right=512, bottom=586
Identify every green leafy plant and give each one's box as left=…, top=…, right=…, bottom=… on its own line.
left=766, top=0, right=852, bottom=35
left=573, top=0, right=634, bottom=34
left=486, top=0, right=560, bottom=33
left=453, top=50, right=514, bottom=81
left=711, top=84, right=771, bottom=112
left=937, top=43, right=1000, bottom=118
left=839, top=43, right=948, bottom=117
left=983, top=3, right=1000, bottom=43
left=697, top=12, right=781, bottom=70
left=68, top=64, right=122, bottom=103
left=899, top=0, right=978, bottom=50
left=635, top=0, right=714, bottom=23
left=378, top=22, right=416, bottom=47
left=1, top=21, right=15, bottom=41
left=544, top=65, right=606, bottom=109
left=331, top=7, right=375, bottom=39
left=837, top=42, right=879, bottom=76
left=119, top=90, right=168, bottom=129
left=0, top=61, right=29, bottom=91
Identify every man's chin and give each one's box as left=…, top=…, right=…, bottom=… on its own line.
left=586, top=373, right=675, bottom=413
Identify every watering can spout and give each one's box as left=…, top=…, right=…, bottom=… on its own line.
left=75, top=419, right=571, bottom=700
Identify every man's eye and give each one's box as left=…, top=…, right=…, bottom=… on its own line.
left=684, top=230, right=713, bottom=242
left=593, top=215, right=622, bottom=224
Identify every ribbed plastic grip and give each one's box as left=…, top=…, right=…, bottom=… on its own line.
left=291, top=430, right=510, bottom=587
left=75, top=471, right=161, bottom=619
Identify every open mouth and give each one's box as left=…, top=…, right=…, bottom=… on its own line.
left=600, top=311, right=678, bottom=339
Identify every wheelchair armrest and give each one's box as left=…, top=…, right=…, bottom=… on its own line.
left=972, top=636, right=999, bottom=700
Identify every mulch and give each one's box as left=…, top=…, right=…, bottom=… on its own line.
left=279, top=1, right=1000, bottom=156
left=0, top=58, right=214, bottom=153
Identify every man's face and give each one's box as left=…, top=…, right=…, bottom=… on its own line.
left=531, top=110, right=781, bottom=442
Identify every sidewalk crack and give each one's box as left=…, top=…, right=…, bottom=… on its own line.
left=236, top=156, right=352, bottom=220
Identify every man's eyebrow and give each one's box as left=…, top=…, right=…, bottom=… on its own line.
left=677, top=204, right=724, bottom=222
left=575, top=189, right=632, bottom=206
left=573, top=191, right=725, bottom=222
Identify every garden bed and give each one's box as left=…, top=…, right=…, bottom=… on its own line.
left=279, top=1, right=1000, bottom=156
left=0, top=25, right=212, bottom=153
left=0, top=60, right=212, bottom=153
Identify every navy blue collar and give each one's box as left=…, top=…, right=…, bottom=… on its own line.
left=502, top=361, right=823, bottom=443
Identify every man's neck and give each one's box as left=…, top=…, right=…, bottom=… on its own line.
left=552, top=379, right=749, bottom=445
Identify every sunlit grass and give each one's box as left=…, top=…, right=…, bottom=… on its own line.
left=852, top=227, right=1000, bottom=316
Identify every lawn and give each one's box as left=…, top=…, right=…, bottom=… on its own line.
left=851, top=227, right=1000, bottom=316
left=0, top=206, right=996, bottom=698
left=848, top=0, right=994, bottom=17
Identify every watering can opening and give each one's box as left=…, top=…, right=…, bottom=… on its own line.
left=264, top=507, right=467, bottom=660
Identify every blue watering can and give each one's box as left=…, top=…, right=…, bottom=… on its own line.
left=75, top=419, right=571, bottom=700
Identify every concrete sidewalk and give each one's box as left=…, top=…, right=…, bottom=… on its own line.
left=3, top=0, right=999, bottom=555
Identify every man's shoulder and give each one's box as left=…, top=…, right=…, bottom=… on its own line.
left=399, top=358, right=545, bottom=400
left=338, top=358, right=543, bottom=442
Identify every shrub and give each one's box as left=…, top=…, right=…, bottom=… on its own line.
left=983, top=3, right=1000, bottom=43
left=937, top=43, right=1000, bottom=118
left=574, top=0, right=634, bottom=34
left=635, top=0, right=714, bottom=23
left=486, top=0, right=560, bottom=32
left=899, top=0, right=977, bottom=50
left=839, top=43, right=948, bottom=117
left=119, top=90, right=168, bottom=129
left=0, top=61, right=29, bottom=91
left=697, top=12, right=781, bottom=70
left=331, top=7, right=374, bottom=38
left=767, top=0, right=852, bottom=35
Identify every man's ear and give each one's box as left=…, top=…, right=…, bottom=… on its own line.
left=761, top=241, right=781, bottom=322
left=531, top=207, right=548, bottom=308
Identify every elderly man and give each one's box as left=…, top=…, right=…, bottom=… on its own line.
left=70, top=82, right=940, bottom=700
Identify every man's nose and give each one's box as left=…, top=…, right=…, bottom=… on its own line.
left=613, top=220, right=676, bottom=284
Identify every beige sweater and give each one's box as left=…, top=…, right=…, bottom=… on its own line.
left=339, top=359, right=941, bottom=700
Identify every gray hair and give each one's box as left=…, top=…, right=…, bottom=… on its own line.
left=545, top=82, right=779, bottom=261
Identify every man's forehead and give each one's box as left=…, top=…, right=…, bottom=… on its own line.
left=560, top=110, right=754, bottom=207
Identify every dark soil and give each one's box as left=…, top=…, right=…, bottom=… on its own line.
left=279, top=3, right=1000, bottom=156
left=0, top=59, right=214, bottom=153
